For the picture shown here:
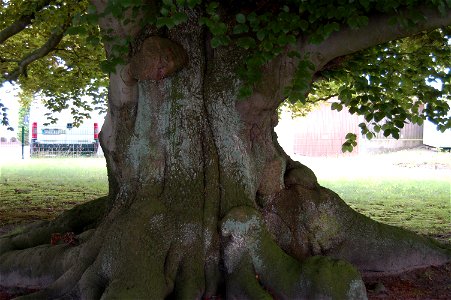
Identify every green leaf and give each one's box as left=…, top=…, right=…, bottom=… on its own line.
left=207, top=2, right=218, bottom=14
left=286, top=35, right=297, bottom=45
left=341, top=143, right=353, bottom=153
left=323, top=22, right=340, bottom=36
left=160, top=7, right=170, bottom=16
left=66, top=26, right=87, bottom=35
left=374, top=112, right=385, bottom=122
left=257, top=30, right=266, bottom=41
left=156, top=17, right=175, bottom=28
left=236, top=37, right=256, bottom=49
left=199, top=17, right=211, bottom=26
left=345, top=132, right=357, bottom=140
left=173, top=12, right=188, bottom=25
left=383, top=129, right=391, bottom=137
left=277, top=35, right=288, bottom=46
left=308, top=33, right=324, bottom=44
left=261, top=39, right=273, bottom=51
left=288, top=51, right=301, bottom=58
left=438, top=1, right=447, bottom=16
left=187, top=0, right=201, bottom=8
left=331, top=102, right=343, bottom=111
left=296, top=19, right=309, bottom=31
left=364, top=113, right=373, bottom=122
left=121, top=0, right=140, bottom=8
left=394, top=120, right=405, bottom=128
left=86, top=36, right=100, bottom=45
left=239, top=85, right=253, bottom=99
left=210, top=35, right=230, bottom=48
left=348, top=15, right=369, bottom=29
left=339, top=88, right=352, bottom=102
left=100, top=59, right=118, bottom=74
left=359, top=0, right=370, bottom=10
left=236, top=13, right=246, bottom=24
left=210, top=22, right=227, bottom=36
left=233, top=24, right=249, bottom=34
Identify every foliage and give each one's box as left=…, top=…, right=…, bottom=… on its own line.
left=16, top=106, right=29, bottom=143
left=0, top=0, right=108, bottom=124
left=0, top=0, right=450, bottom=145
left=315, top=28, right=451, bottom=150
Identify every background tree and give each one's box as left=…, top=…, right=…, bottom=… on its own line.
left=0, top=1, right=450, bottom=299
left=16, top=106, right=29, bottom=144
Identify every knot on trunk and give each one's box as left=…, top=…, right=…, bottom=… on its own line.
left=130, top=36, right=188, bottom=81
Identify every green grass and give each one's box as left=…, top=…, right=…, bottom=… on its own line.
left=321, top=179, right=450, bottom=241
left=0, top=158, right=108, bottom=226
left=1, top=157, right=450, bottom=244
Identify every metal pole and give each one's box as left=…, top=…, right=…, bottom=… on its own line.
left=21, top=126, right=24, bottom=159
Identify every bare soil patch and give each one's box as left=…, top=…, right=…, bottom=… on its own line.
left=364, top=263, right=451, bottom=299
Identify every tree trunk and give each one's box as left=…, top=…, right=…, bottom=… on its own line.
left=0, top=8, right=450, bottom=300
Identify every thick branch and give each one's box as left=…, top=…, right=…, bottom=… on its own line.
left=3, top=23, right=69, bottom=82
left=306, top=7, right=451, bottom=71
left=0, top=0, right=52, bottom=44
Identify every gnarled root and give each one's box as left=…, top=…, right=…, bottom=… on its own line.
left=221, top=206, right=367, bottom=299
left=0, top=197, right=108, bottom=293
left=0, top=196, right=108, bottom=254
left=266, top=160, right=451, bottom=276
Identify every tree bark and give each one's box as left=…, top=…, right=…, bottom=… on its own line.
left=0, top=4, right=450, bottom=300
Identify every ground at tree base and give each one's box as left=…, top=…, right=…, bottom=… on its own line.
left=364, top=262, right=451, bottom=299
left=0, top=230, right=449, bottom=300
left=0, top=264, right=449, bottom=299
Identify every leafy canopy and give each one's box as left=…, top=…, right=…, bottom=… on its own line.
left=0, top=0, right=107, bottom=126
left=0, top=0, right=450, bottom=146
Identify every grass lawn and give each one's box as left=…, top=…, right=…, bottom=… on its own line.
left=321, top=179, right=450, bottom=241
left=0, top=153, right=449, bottom=244
left=0, top=158, right=108, bottom=226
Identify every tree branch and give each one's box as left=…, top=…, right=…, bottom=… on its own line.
left=311, top=93, right=339, bottom=102
left=3, top=22, right=70, bottom=82
left=0, top=0, right=53, bottom=44
left=305, top=7, right=451, bottom=72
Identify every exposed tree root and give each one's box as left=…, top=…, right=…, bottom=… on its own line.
left=263, top=159, right=451, bottom=276
left=0, top=197, right=108, bottom=254
left=221, top=206, right=367, bottom=299
left=0, top=197, right=108, bottom=294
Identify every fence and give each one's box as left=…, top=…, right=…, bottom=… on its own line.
left=0, top=140, right=103, bottom=159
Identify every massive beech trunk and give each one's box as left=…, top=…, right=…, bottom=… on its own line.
left=1, top=5, right=450, bottom=300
